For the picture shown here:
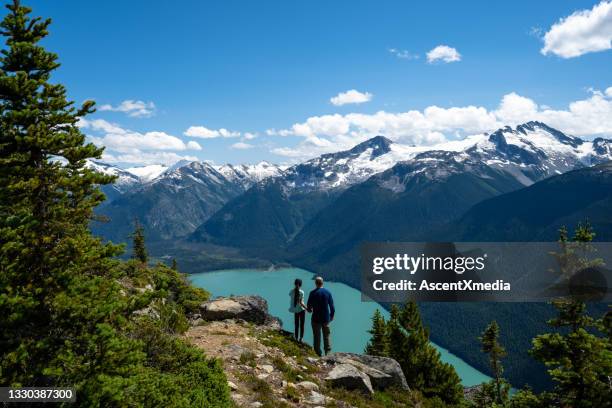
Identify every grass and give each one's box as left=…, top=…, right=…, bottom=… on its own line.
left=270, top=355, right=318, bottom=383
left=257, top=329, right=317, bottom=363
left=209, top=329, right=230, bottom=335
left=324, top=386, right=422, bottom=408
left=234, top=371, right=291, bottom=408
left=239, top=351, right=257, bottom=367
left=284, top=385, right=301, bottom=403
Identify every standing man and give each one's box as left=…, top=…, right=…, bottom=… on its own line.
left=307, top=276, right=335, bottom=356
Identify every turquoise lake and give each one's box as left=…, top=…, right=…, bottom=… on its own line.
left=190, top=267, right=491, bottom=387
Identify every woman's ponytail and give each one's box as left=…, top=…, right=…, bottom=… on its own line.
left=293, top=278, right=302, bottom=307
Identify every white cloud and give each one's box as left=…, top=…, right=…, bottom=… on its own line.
left=330, top=89, right=373, bottom=106
left=99, top=100, right=156, bottom=118
left=80, top=119, right=202, bottom=166
left=388, top=48, right=419, bottom=59
left=101, top=151, right=199, bottom=166
left=184, top=126, right=241, bottom=138
left=529, top=26, right=544, bottom=38
left=270, top=88, right=612, bottom=160
left=230, top=142, right=254, bottom=150
left=266, top=128, right=293, bottom=137
left=426, top=45, right=462, bottom=63
left=541, top=1, right=612, bottom=58
left=243, top=132, right=258, bottom=140
left=270, top=146, right=308, bottom=158
left=186, top=140, right=202, bottom=150
left=494, top=93, right=539, bottom=125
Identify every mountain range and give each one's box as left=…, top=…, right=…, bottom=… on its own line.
left=92, top=160, right=284, bottom=242
left=90, top=121, right=612, bottom=391
left=194, top=121, right=612, bottom=258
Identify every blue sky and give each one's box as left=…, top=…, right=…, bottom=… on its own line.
left=15, top=0, right=612, bottom=166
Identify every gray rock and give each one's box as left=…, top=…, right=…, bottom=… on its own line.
left=323, top=352, right=409, bottom=390
left=304, top=390, right=327, bottom=405
left=266, top=316, right=283, bottom=330
left=132, top=305, right=159, bottom=319
left=296, top=381, right=319, bottom=391
left=325, top=363, right=374, bottom=394
left=199, top=295, right=281, bottom=326
left=463, top=385, right=483, bottom=402
left=189, top=318, right=204, bottom=326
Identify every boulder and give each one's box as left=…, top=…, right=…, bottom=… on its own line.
left=323, top=352, right=409, bottom=391
left=199, top=295, right=280, bottom=326
left=304, top=390, right=327, bottom=405
left=296, top=381, right=319, bottom=391
left=325, top=363, right=374, bottom=394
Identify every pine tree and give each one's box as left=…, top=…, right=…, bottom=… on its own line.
left=366, top=303, right=463, bottom=405
left=131, top=219, right=147, bottom=263
left=365, top=309, right=388, bottom=356
left=530, top=223, right=612, bottom=407
left=0, top=0, right=123, bottom=385
left=0, top=3, right=230, bottom=405
left=399, top=302, right=463, bottom=405
left=171, top=258, right=178, bottom=270
left=479, top=321, right=508, bottom=405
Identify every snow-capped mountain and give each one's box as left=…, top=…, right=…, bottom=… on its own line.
left=268, top=136, right=434, bottom=192
left=269, top=121, right=612, bottom=193
left=193, top=121, right=612, bottom=251
left=86, top=161, right=141, bottom=190
left=85, top=161, right=141, bottom=201
left=125, top=164, right=169, bottom=182
left=93, top=161, right=247, bottom=242
left=92, top=160, right=285, bottom=242
left=373, top=121, right=612, bottom=192
left=459, top=121, right=612, bottom=182
left=89, top=160, right=284, bottom=196
left=284, top=124, right=612, bottom=294
left=89, top=121, right=612, bottom=202
left=215, top=161, right=285, bottom=189
left=150, top=161, right=229, bottom=189
left=91, top=121, right=612, bottom=246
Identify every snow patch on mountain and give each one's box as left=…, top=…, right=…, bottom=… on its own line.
left=126, top=164, right=169, bottom=182
left=86, top=161, right=140, bottom=192
left=216, top=161, right=285, bottom=189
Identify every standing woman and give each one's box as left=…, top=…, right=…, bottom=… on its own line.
left=289, top=278, right=307, bottom=342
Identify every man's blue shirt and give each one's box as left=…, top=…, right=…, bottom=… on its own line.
left=307, top=287, right=335, bottom=323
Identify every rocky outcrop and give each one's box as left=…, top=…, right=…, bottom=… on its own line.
left=323, top=352, right=409, bottom=391
left=325, top=363, right=374, bottom=394
left=186, top=311, right=417, bottom=407
left=199, top=295, right=281, bottom=327
left=463, top=384, right=483, bottom=402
